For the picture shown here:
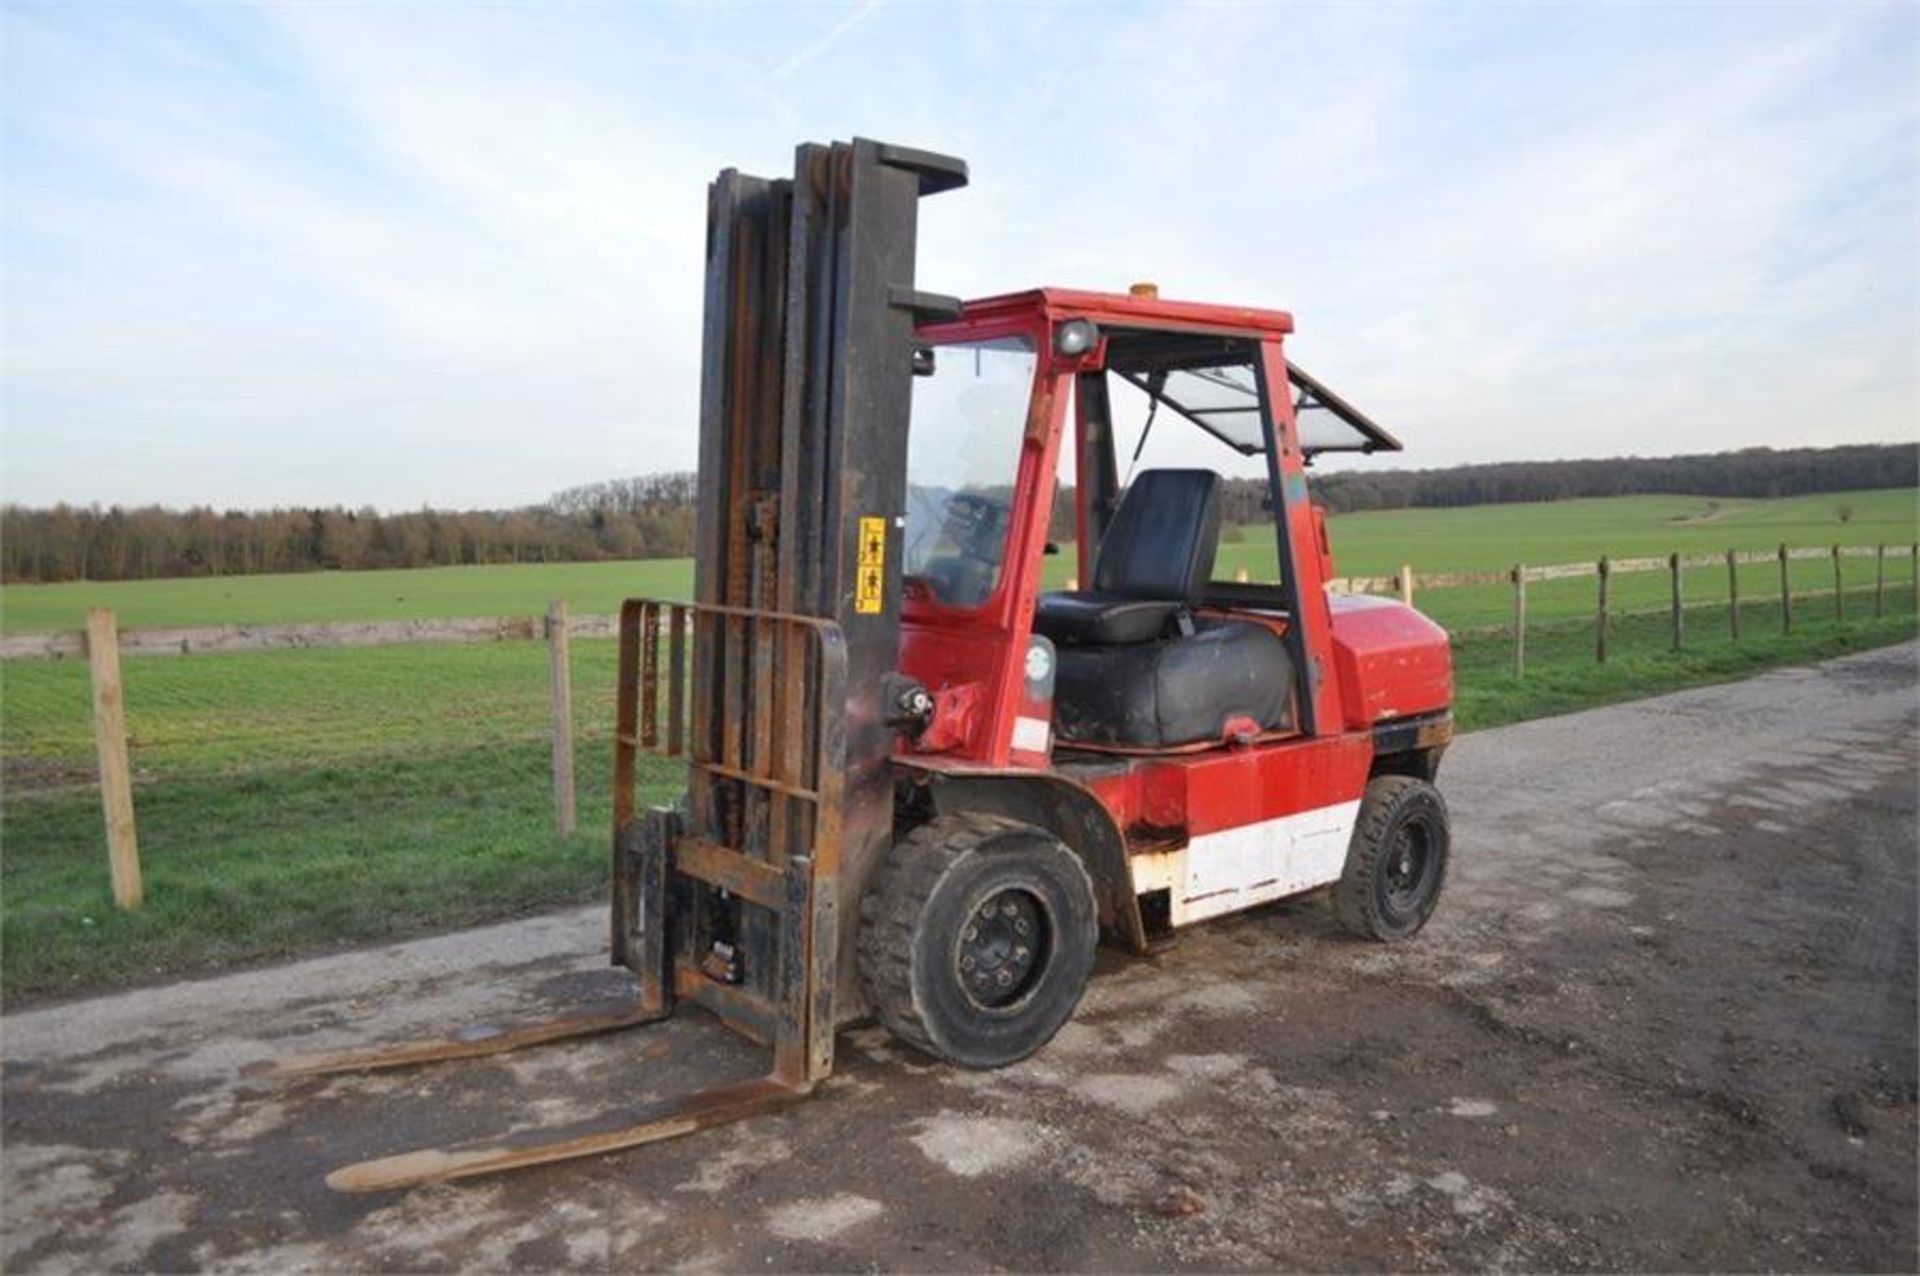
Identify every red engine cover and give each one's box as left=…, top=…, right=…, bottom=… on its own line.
left=1326, top=593, right=1452, bottom=729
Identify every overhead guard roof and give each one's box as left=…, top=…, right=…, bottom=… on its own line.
left=958, top=287, right=1295, bottom=336
left=950, top=288, right=1398, bottom=455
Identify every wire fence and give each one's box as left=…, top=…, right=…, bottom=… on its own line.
left=3, top=541, right=1916, bottom=917
left=1330, top=542, right=1919, bottom=675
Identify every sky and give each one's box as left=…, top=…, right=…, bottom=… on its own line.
left=1, top=1, right=1914, bottom=511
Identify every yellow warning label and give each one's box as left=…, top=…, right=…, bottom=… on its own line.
left=856, top=516, right=887, bottom=615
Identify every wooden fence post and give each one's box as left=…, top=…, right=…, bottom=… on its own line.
left=1726, top=549, right=1740, bottom=640
left=1779, top=544, right=1792, bottom=634
left=1832, top=544, right=1844, bottom=621
left=1669, top=551, right=1683, bottom=652
left=1511, top=564, right=1527, bottom=679
left=1875, top=544, right=1886, bottom=618
left=85, top=609, right=142, bottom=910
left=1912, top=543, right=1918, bottom=614
left=1596, top=557, right=1611, bottom=664
left=1397, top=564, right=1414, bottom=607
left=546, top=599, right=576, bottom=837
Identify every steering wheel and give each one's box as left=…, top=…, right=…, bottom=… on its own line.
left=944, top=492, right=1008, bottom=563
left=902, top=491, right=1009, bottom=605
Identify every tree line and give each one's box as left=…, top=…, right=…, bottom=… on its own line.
left=4, top=444, right=1912, bottom=584
left=1303, top=443, right=1916, bottom=514
left=1, top=474, right=696, bottom=584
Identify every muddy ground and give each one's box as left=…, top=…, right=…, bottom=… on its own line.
left=4, top=643, right=1916, bottom=1271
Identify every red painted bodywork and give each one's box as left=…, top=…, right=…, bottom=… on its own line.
left=1327, top=594, right=1453, bottom=730
left=1077, top=733, right=1377, bottom=841
left=898, top=287, right=1451, bottom=857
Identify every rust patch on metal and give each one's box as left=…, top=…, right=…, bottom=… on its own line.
left=674, top=836, right=788, bottom=910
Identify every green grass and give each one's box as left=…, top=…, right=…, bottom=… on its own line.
left=1314, top=487, right=1915, bottom=577
left=0, top=639, right=678, bottom=998
left=2, top=640, right=627, bottom=780
left=2, top=486, right=1915, bottom=1002
left=1211, top=487, right=1917, bottom=631
left=1452, top=593, right=1915, bottom=730
left=0, top=559, right=700, bottom=635
left=4, top=488, right=1912, bottom=634
left=2, top=741, right=686, bottom=997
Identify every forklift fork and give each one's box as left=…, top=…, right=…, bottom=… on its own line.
left=263, top=601, right=849, bottom=1193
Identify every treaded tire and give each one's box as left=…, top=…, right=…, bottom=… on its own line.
left=1333, top=775, right=1451, bottom=942
left=858, top=814, right=1098, bottom=1069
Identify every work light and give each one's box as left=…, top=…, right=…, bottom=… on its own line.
left=1053, top=319, right=1099, bottom=357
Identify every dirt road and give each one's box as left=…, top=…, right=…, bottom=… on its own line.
left=5, top=644, right=1915, bottom=1271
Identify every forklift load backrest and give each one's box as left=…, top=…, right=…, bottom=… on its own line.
left=1035, top=468, right=1222, bottom=647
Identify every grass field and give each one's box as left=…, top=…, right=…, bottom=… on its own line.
left=0, top=558, right=699, bottom=635
left=2, top=486, right=1915, bottom=1001
left=3, top=488, right=1912, bottom=634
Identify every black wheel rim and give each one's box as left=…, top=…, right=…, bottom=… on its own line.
left=956, top=887, right=1050, bottom=1010
left=1381, top=820, right=1436, bottom=918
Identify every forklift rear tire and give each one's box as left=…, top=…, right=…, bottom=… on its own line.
left=859, top=814, right=1098, bottom=1069
left=1333, top=775, right=1450, bottom=942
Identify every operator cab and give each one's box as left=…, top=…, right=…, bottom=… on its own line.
left=899, top=288, right=1398, bottom=767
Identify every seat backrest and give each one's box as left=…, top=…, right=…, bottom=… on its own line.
left=1092, top=469, right=1223, bottom=602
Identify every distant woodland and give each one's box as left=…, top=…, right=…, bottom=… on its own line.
left=3, top=444, right=1912, bottom=584
left=2, top=474, right=697, bottom=584
left=1305, top=443, right=1917, bottom=514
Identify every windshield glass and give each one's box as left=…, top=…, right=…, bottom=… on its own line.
left=904, top=335, right=1037, bottom=607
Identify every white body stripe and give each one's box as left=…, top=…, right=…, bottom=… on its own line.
left=1130, top=799, right=1362, bottom=926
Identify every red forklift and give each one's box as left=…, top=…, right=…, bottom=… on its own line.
left=276, top=139, right=1453, bottom=1192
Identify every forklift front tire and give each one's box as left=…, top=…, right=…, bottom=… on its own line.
left=1333, top=775, right=1450, bottom=942
left=859, top=814, right=1098, bottom=1069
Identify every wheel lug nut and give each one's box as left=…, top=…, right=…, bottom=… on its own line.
left=996, top=969, right=1013, bottom=986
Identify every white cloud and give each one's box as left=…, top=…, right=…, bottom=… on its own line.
left=1, top=2, right=1911, bottom=509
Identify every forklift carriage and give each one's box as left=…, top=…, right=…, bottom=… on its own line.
left=276, top=139, right=1454, bottom=1192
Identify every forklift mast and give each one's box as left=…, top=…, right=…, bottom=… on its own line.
left=267, top=142, right=974, bottom=1195
left=611, top=138, right=966, bottom=1076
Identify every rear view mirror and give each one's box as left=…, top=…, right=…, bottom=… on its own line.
left=911, top=346, right=936, bottom=377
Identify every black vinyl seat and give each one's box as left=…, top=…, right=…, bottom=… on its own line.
left=1036, top=469, right=1296, bottom=749
left=1052, top=618, right=1294, bottom=749
left=1034, top=469, right=1222, bottom=646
